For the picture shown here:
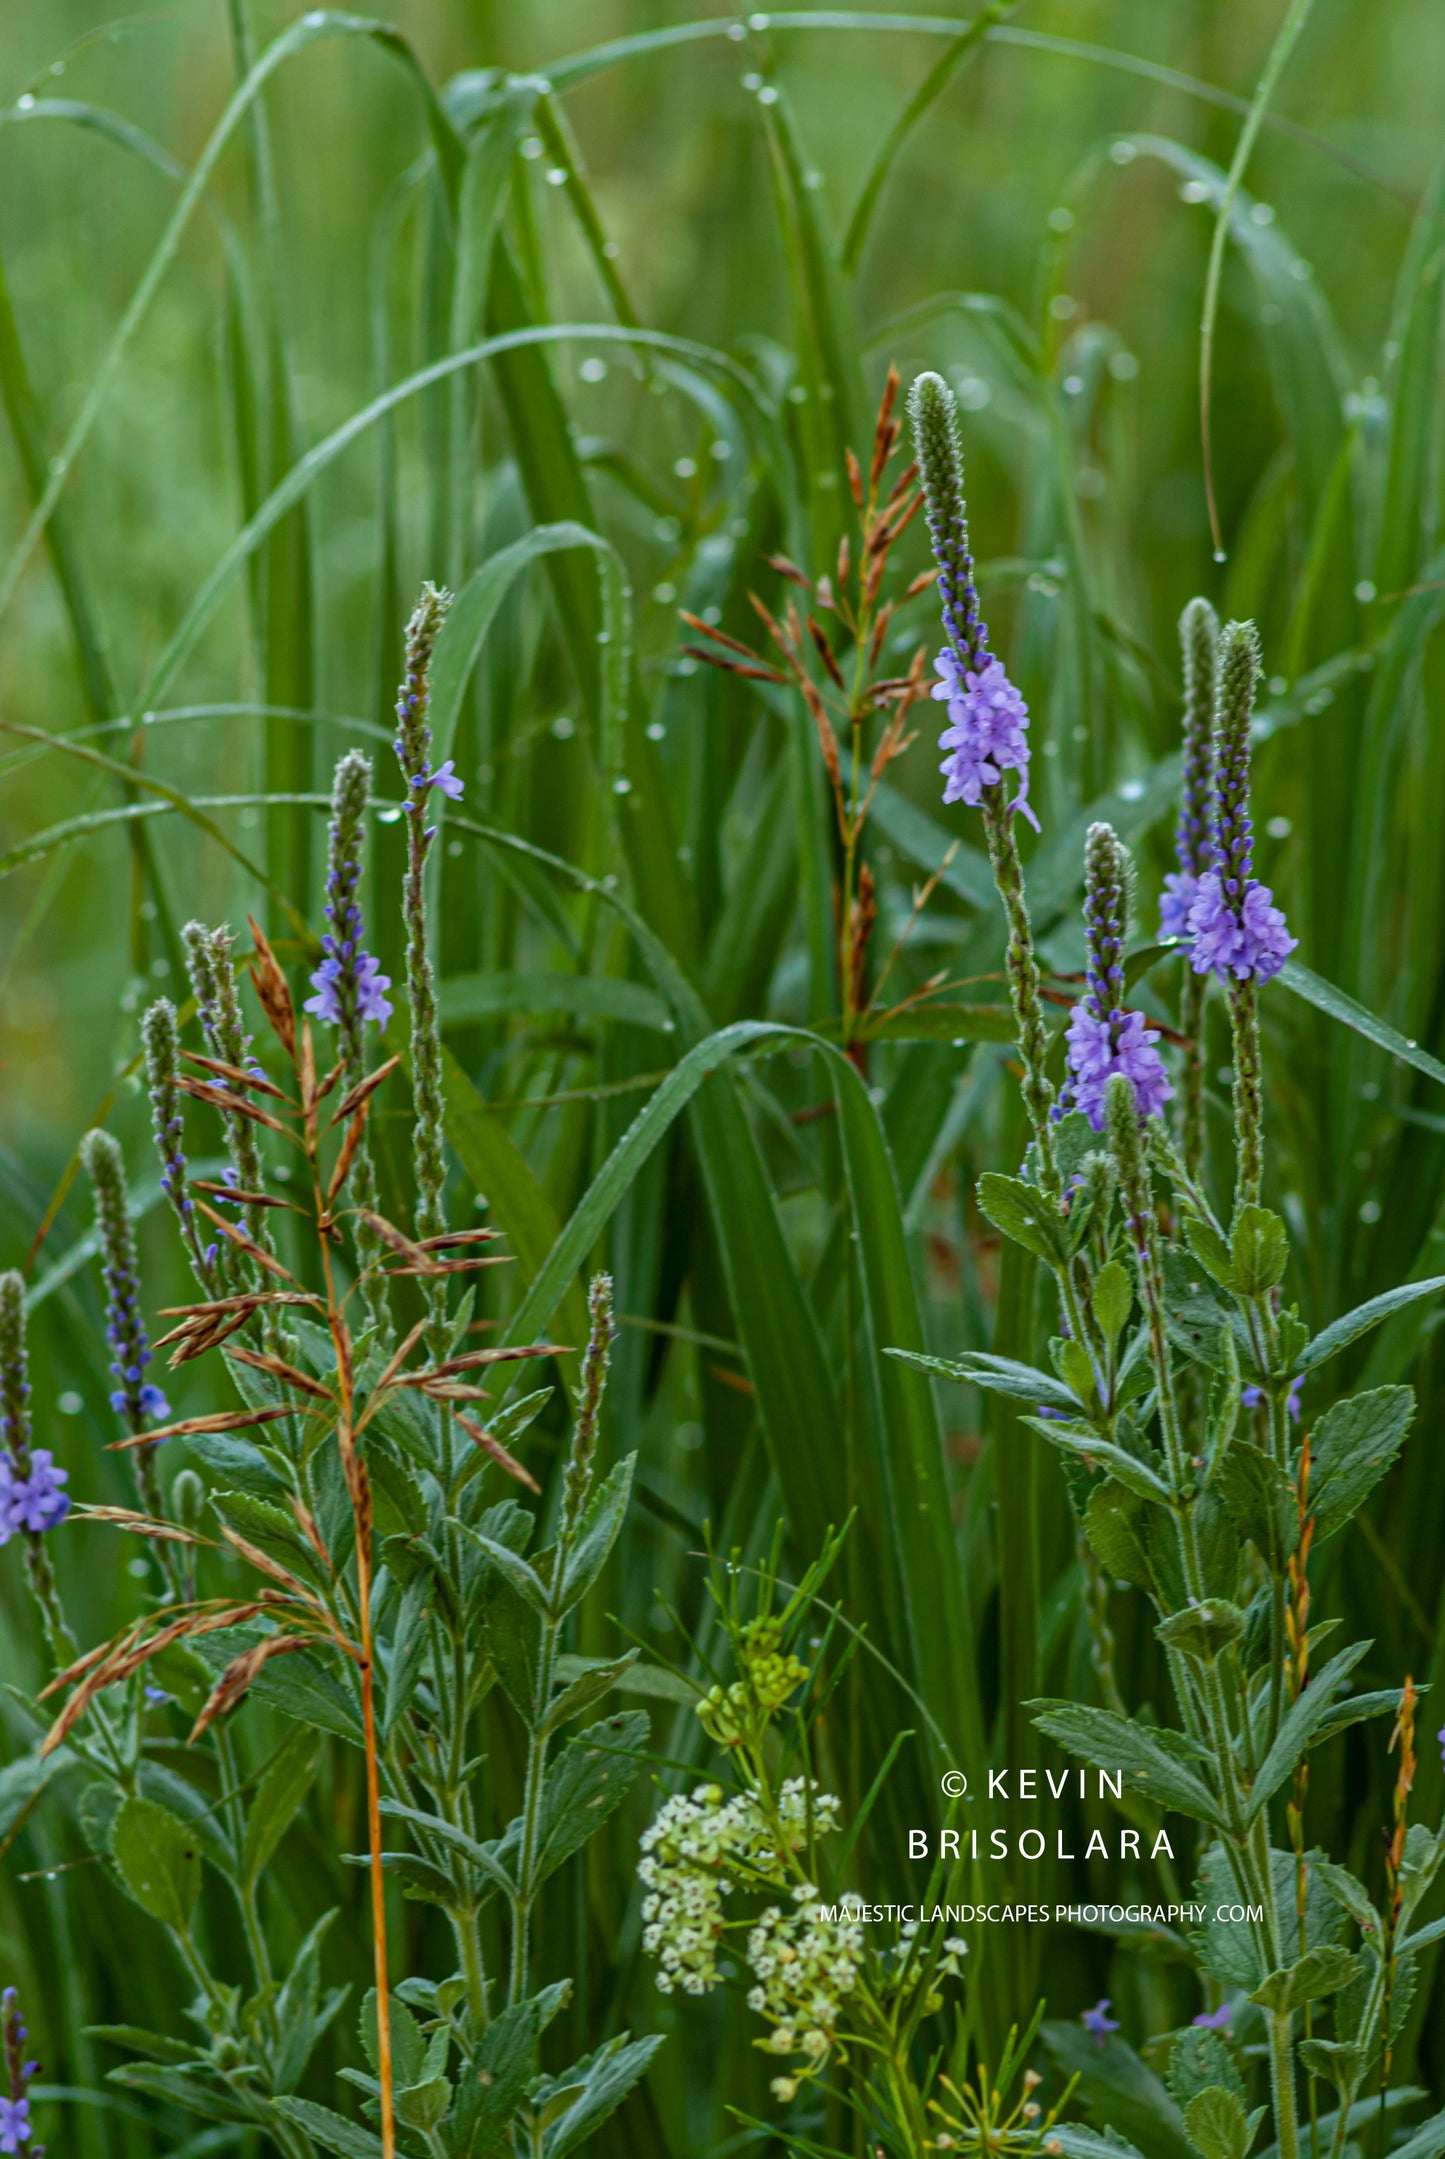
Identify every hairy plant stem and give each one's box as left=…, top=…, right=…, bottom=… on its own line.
left=1181, top=966, right=1208, bottom=1178
left=1229, top=975, right=1264, bottom=1214
left=980, top=786, right=1057, bottom=1192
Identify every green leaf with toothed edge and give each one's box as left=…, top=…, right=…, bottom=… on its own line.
left=1028, top=1701, right=1224, bottom=1825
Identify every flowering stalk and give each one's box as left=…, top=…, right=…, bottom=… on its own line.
left=0, top=1271, right=74, bottom=1668
left=182, top=921, right=277, bottom=1272
left=1187, top=621, right=1295, bottom=1214
left=1161, top=598, right=1220, bottom=1177
left=143, top=999, right=214, bottom=1288
left=909, top=370, right=1058, bottom=1186
left=304, top=750, right=391, bottom=1334
left=80, top=1129, right=170, bottom=1530
left=394, top=582, right=459, bottom=1356
left=1064, top=823, right=1171, bottom=1131
left=2, top=1986, right=43, bottom=2159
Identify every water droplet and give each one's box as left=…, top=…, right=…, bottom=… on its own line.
left=1213, top=549, right=1227, bottom=564
left=520, top=134, right=544, bottom=160
left=48, top=455, right=67, bottom=477
left=1047, top=206, right=1074, bottom=234
left=612, top=775, right=632, bottom=795
left=727, top=20, right=746, bottom=39
left=758, top=84, right=779, bottom=105
left=16, top=93, right=36, bottom=113
left=545, top=167, right=568, bottom=188
left=551, top=715, right=575, bottom=740
left=602, top=239, right=620, bottom=260
left=1250, top=201, right=1276, bottom=227
left=741, top=70, right=762, bottom=90
left=646, top=721, right=666, bottom=741
left=302, top=8, right=326, bottom=24
left=377, top=805, right=403, bottom=823
left=1118, top=778, right=1146, bottom=803
left=579, top=356, right=607, bottom=383
left=749, top=11, right=771, bottom=28
left=673, top=456, right=697, bottom=480
left=1110, top=139, right=1137, bottom=166
left=1048, top=294, right=1078, bottom=322
left=1360, top=1199, right=1381, bottom=1225
left=1354, top=580, right=1377, bottom=604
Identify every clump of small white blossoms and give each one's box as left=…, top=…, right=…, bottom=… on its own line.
left=746, top=1880, right=863, bottom=2081
left=638, top=1776, right=843, bottom=2000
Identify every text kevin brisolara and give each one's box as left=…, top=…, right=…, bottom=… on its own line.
left=825, top=1901, right=1263, bottom=1928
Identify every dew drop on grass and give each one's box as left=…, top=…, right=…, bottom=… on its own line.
left=520, top=135, right=544, bottom=160
left=17, top=93, right=36, bottom=113
left=758, top=85, right=779, bottom=105
left=646, top=722, right=666, bottom=741
left=1214, top=550, right=1226, bottom=564
left=742, top=70, right=762, bottom=90
left=545, top=168, right=568, bottom=188
left=377, top=804, right=403, bottom=823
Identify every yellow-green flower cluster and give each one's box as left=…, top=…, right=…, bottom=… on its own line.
left=696, top=1617, right=811, bottom=1746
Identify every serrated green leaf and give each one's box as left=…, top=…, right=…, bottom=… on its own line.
left=1230, top=1207, right=1290, bottom=1297
left=1214, top=1444, right=1298, bottom=1570
left=1085, top=1482, right=1154, bottom=1591
left=110, top=1795, right=201, bottom=1932
left=978, top=1172, right=1068, bottom=1266
left=1157, top=1600, right=1245, bottom=1663
left=1308, top=1386, right=1414, bottom=1538
left=1248, top=1641, right=1372, bottom=1817
left=1029, top=1702, right=1223, bottom=1825
left=1250, top=1943, right=1357, bottom=2014
left=556, top=1453, right=634, bottom=1617
left=1185, top=1214, right=1235, bottom=1290
left=1185, top=2086, right=1252, bottom=2159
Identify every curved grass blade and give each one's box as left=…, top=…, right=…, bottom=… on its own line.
left=841, top=2, right=1019, bottom=274
left=1196, top=0, right=1322, bottom=555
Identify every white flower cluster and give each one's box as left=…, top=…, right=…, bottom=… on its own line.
left=746, top=1880, right=863, bottom=2073
left=638, top=1777, right=843, bottom=1999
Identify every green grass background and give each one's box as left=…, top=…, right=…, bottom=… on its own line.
left=4, top=1, right=1445, bottom=2152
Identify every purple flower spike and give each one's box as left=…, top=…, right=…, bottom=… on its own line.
left=934, top=653, right=1038, bottom=831
left=305, top=751, right=393, bottom=1040
left=1063, top=824, right=1172, bottom=1131
left=80, top=1130, right=166, bottom=1439
left=910, top=370, right=1040, bottom=835
left=1193, top=2002, right=1232, bottom=2031
left=1187, top=621, right=1296, bottom=984
left=1082, top=1999, right=1120, bottom=2046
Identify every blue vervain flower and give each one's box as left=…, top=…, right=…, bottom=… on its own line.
left=1192, top=2002, right=1232, bottom=2031
left=1187, top=622, right=1295, bottom=983
left=2, top=1984, right=40, bottom=2154
left=79, top=1130, right=169, bottom=1432
left=909, top=370, right=1037, bottom=832
left=304, top=751, right=393, bottom=1034
left=1064, top=824, right=1172, bottom=1131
